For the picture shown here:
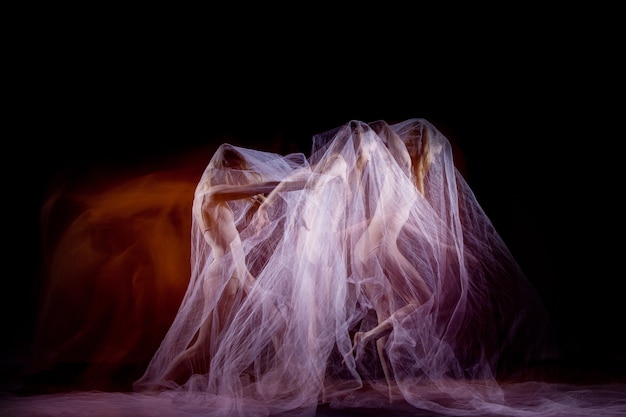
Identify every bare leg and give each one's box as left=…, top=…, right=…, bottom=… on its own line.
left=345, top=301, right=422, bottom=371
left=159, top=266, right=253, bottom=386
left=383, top=241, right=432, bottom=302
left=377, top=335, right=394, bottom=401
left=160, top=310, right=214, bottom=385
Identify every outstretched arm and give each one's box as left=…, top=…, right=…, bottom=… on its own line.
left=209, top=180, right=309, bottom=203
left=208, top=181, right=281, bottom=202
left=250, top=171, right=312, bottom=231
left=254, top=169, right=312, bottom=206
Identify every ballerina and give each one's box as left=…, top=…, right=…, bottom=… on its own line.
left=138, top=144, right=310, bottom=388
left=335, top=121, right=433, bottom=400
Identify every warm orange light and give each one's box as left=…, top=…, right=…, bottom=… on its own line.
left=32, top=149, right=209, bottom=389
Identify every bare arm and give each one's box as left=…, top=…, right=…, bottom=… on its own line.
left=255, top=170, right=312, bottom=207
left=209, top=180, right=308, bottom=203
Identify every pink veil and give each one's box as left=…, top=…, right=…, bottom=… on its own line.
left=131, top=118, right=558, bottom=416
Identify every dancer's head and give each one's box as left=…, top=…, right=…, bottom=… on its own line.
left=369, top=120, right=412, bottom=178
left=348, top=121, right=380, bottom=174
left=207, top=144, right=262, bottom=186
left=212, top=144, right=249, bottom=171
left=316, top=152, right=348, bottom=183
left=402, top=123, right=432, bottom=195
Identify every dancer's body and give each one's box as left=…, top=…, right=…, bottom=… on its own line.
left=158, top=144, right=307, bottom=385
left=330, top=123, right=433, bottom=398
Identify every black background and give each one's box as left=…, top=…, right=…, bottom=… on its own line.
left=5, top=6, right=625, bottom=393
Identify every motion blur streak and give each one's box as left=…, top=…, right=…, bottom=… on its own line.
left=30, top=151, right=209, bottom=391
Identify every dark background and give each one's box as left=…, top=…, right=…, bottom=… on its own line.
left=5, top=7, right=624, bottom=394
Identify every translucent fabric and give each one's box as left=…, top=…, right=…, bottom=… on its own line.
left=128, top=118, right=564, bottom=416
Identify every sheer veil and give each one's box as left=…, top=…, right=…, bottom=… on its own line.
left=128, top=118, right=567, bottom=415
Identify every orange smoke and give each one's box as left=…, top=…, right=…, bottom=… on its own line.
left=31, top=148, right=211, bottom=390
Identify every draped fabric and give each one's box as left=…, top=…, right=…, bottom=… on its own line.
left=132, top=118, right=556, bottom=416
